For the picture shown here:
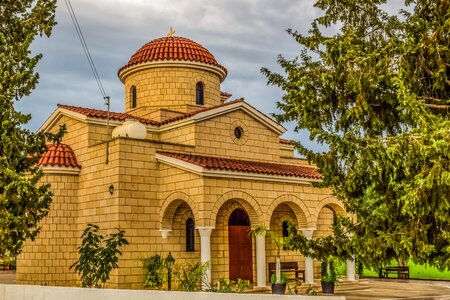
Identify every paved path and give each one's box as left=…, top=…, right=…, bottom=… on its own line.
left=336, top=278, right=450, bottom=300
left=0, top=270, right=15, bottom=284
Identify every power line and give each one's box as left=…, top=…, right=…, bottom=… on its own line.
left=64, top=0, right=108, bottom=100
left=64, top=0, right=111, bottom=164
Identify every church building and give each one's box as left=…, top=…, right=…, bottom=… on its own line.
left=16, top=33, right=349, bottom=289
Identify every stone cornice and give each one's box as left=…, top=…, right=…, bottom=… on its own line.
left=118, top=60, right=227, bottom=83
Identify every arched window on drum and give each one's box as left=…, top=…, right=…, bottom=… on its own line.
left=196, top=82, right=204, bottom=105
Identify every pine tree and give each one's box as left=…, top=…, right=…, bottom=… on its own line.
left=0, top=0, right=58, bottom=258
left=263, top=0, right=450, bottom=269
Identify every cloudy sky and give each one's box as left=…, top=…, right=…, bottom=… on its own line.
left=19, top=0, right=401, bottom=149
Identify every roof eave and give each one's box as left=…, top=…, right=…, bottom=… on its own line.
left=155, top=153, right=320, bottom=184
left=41, top=165, right=81, bottom=175
left=159, top=101, right=286, bottom=135
left=39, top=107, right=160, bottom=134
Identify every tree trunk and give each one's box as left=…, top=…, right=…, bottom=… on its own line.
left=275, top=256, right=281, bottom=283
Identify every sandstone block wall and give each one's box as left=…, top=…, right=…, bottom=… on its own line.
left=124, top=67, right=221, bottom=115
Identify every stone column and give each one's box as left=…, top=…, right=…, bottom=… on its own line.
left=255, top=231, right=267, bottom=288
left=345, top=232, right=356, bottom=281
left=197, top=226, right=214, bottom=290
left=346, top=257, right=356, bottom=281
left=301, top=228, right=316, bottom=284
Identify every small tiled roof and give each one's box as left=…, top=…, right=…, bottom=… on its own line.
left=220, top=91, right=232, bottom=99
left=157, top=151, right=322, bottom=180
left=38, top=144, right=81, bottom=168
left=57, top=104, right=160, bottom=126
left=119, top=36, right=227, bottom=74
left=280, top=139, right=296, bottom=145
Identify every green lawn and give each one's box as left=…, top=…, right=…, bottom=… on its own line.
left=337, top=261, right=450, bottom=280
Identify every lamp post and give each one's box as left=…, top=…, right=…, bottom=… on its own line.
left=165, top=252, right=175, bottom=291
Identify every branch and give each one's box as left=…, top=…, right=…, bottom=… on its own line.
left=424, top=103, right=450, bottom=109
left=422, top=96, right=448, bottom=103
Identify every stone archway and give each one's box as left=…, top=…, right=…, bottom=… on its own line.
left=313, top=196, right=346, bottom=238
left=210, top=190, right=264, bottom=227
left=158, top=192, right=201, bottom=268
left=160, top=191, right=198, bottom=231
left=266, top=194, right=313, bottom=229
left=210, top=191, right=262, bottom=284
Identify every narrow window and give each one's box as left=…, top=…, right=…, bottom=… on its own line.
left=282, top=221, right=289, bottom=250
left=282, top=221, right=289, bottom=238
left=130, top=85, right=137, bottom=108
left=186, top=218, right=195, bottom=252
left=196, top=82, right=204, bottom=105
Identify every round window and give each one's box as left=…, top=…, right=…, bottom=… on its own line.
left=234, top=127, right=243, bottom=139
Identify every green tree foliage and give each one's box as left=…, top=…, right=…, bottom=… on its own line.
left=70, top=224, right=129, bottom=288
left=263, top=0, right=450, bottom=270
left=0, top=0, right=58, bottom=258
left=141, top=254, right=165, bottom=289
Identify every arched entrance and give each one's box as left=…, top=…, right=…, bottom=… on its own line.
left=228, top=208, right=252, bottom=282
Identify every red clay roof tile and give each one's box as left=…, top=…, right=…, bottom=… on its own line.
left=160, top=98, right=245, bottom=125
left=280, top=139, right=296, bottom=145
left=220, top=91, right=232, bottom=101
left=57, top=99, right=245, bottom=127
left=119, top=36, right=227, bottom=75
left=57, top=104, right=160, bottom=126
left=38, top=144, right=81, bottom=168
left=157, top=151, right=322, bottom=180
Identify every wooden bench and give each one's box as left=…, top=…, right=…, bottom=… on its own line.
left=384, top=266, right=410, bottom=279
left=268, top=262, right=305, bottom=282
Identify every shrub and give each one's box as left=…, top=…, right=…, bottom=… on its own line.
left=235, top=278, right=250, bottom=293
left=70, top=224, right=128, bottom=288
left=173, top=261, right=208, bottom=291
left=142, top=254, right=166, bottom=289
left=209, top=277, right=250, bottom=293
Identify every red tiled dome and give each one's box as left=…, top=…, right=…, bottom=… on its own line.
left=38, top=144, right=81, bottom=168
left=119, top=36, right=227, bottom=74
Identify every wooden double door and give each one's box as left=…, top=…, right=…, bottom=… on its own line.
left=228, top=209, right=253, bottom=282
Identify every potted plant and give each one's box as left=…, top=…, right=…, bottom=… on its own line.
left=271, top=272, right=288, bottom=294
left=252, top=226, right=288, bottom=294
left=320, top=256, right=337, bottom=294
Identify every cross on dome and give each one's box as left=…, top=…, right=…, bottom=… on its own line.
left=167, top=26, right=175, bottom=37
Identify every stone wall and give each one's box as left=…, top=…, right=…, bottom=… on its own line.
left=17, top=173, right=79, bottom=286
left=123, top=67, right=221, bottom=116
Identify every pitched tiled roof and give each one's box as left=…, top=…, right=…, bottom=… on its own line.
left=280, top=139, right=296, bottom=145
left=38, top=144, right=81, bottom=168
left=57, top=99, right=245, bottom=127
left=160, top=98, right=244, bottom=125
left=57, top=104, right=160, bottom=126
left=157, top=151, right=322, bottom=180
left=119, top=36, right=227, bottom=74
